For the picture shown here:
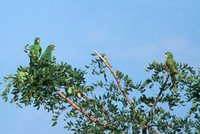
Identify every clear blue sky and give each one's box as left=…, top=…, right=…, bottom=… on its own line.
left=0, top=1, right=200, bottom=134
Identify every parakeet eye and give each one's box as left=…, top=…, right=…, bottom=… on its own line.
left=51, top=45, right=55, bottom=50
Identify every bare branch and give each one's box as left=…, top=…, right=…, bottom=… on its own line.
left=94, top=50, right=135, bottom=110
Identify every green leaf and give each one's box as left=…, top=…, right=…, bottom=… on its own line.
left=67, top=88, right=73, bottom=94
left=149, top=83, right=154, bottom=89
left=52, top=122, right=57, bottom=127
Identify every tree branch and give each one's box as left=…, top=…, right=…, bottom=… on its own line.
left=142, top=75, right=170, bottom=134
left=94, top=50, right=135, bottom=110
left=55, top=90, right=97, bottom=121
left=94, top=50, right=164, bottom=134
left=55, top=90, right=110, bottom=127
left=55, top=84, right=114, bottom=130
left=81, top=93, right=94, bottom=102
left=149, top=75, right=169, bottom=113
left=78, top=92, right=111, bottom=122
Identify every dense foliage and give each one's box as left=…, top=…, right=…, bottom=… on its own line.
left=1, top=48, right=200, bottom=134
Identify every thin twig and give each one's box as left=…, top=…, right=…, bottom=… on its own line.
left=94, top=50, right=135, bottom=110
left=149, top=75, right=169, bottom=113
left=81, top=93, right=94, bottom=102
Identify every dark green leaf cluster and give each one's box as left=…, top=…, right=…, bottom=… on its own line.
left=1, top=57, right=89, bottom=127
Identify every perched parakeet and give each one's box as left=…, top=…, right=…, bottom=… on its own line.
left=40, top=45, right=55, bottom=64
left=29, top=37, right=42, bottom=67
left=164, top=52, right=179, bottom=87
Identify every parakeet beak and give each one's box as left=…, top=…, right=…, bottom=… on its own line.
left=164, top=54, right=168, bottom=58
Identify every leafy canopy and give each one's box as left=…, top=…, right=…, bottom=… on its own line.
left=1, top=46, right=200, bottom=134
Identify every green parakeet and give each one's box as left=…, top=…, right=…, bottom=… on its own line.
left=164, top=52, right=179, bottom=87
left=40, top=44, right=55, bottom=64
left=29, top=37, right=42, bottom=67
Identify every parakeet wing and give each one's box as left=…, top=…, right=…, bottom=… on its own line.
left=40, top=45, right=55, bottom=63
